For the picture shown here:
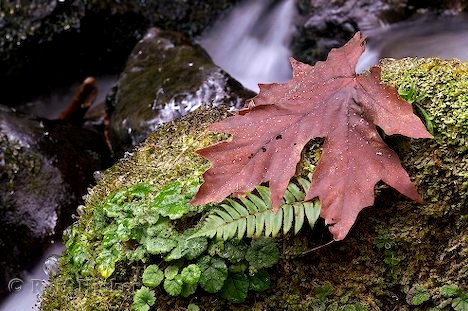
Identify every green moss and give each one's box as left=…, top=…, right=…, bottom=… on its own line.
left=42, top=58, right=467, bottom=310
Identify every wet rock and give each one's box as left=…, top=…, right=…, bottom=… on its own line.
left=0, top=1, right=148, bottom=105
left=107, top=28, right=254, bottom=155
left=0, top=0, right=240, bottom=106
left=0, top=105, right=110, bottom=298
left=148, top=0, right=242, bottom=38
left=292, top=0, right=468, bottom=65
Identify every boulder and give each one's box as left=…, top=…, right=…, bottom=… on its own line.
left=107, top=28, right=254, bottom=155
left=41, top=58, right=467, bottom=310
left=0, top=106, right=110, bottom=298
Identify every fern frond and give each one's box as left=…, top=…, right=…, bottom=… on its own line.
left=193, top=177, right=321, bottom=240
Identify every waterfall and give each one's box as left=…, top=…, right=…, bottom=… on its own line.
left=199, top=0, right=296, bottom=92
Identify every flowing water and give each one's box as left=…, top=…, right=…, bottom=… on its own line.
left=199, top=0, right=296, bottom=92
left=357, top=15, right=468, bottom=72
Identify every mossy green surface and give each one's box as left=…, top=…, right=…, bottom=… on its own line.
left=41, top=58, right=467, bottom=310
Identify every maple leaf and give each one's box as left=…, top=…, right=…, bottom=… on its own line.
left=191, top=32, right=432, bottom=240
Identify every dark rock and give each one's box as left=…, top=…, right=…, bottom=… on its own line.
left=0, top=0, right=241, bottom=107
left=148, top=0, right=242, bottom=38
left=0, top=1, right=148, bottom=105
left=107, top=28, right=255, bottom=155
left=0, top=105, right=110, bottom=298
left=292, top=0, right=468, bottom=65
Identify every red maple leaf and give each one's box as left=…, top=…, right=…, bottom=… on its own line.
left=191, top=32, right=432, bottom=240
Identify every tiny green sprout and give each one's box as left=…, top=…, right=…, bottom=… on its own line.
left=181, top=264, right=201, bottom=285
left=398, top=81, right=434, bottom=134
left=398, top=81, right=426, bottom=104
left=132, top=286, right=156, bottom=311
left=142, top=265, right=164, bottom=288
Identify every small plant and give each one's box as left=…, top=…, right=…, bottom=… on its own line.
left=132, top=286, right=156, bottom=311
left=375, top=234, right=401, bottom=272
left=398, top=80, right=434, bottom=134
left=142, top=265, right=164, bottom=288
left=315, top=282, right=333, bottom=302
left=407, top=284, right=430, bottom=306
left=440, top=285, right=468, bottom=311
left=65, top=177, right=284, bottom=308
left=193, top=176, right=321, bottom=240
left=187, top=304, right=200, bottom=311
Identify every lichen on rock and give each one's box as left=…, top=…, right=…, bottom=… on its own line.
left=41, top=58, right=467, bottom=310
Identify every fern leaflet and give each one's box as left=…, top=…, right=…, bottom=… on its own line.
left=193, top=177, right=321, bottom=240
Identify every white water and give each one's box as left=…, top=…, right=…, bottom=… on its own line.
left=357, top=15, right=468, bottom=72
left=199, top=0, right=296, bottom=92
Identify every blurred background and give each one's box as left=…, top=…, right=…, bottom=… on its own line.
left=0, top=0, right=467, bottom=309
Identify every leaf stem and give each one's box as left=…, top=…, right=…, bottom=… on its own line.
left=301, top=240, right=335, bottom=255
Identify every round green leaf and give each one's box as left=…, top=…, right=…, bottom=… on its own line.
left=181, top=264, right=201, bottom=285
left=408, top=284, right=430, bottom=306
left=142, top=265, right=164, bottom=288
left=181, top=283, right=197, bottom=298
left=198, top=256, right=228, bottom=293
left=184, top=237, right=208, bottom=260
left=164, top=275, right=183, bottom=296
left=223, top=240, right=248, bottom=263
left=132, top=286, right=156, bottom=311
left=245, top=238, right=280, bottom=270
left=249, top=270, right=271, bottom=292
left=164, top=265, right=179, bottom=280
left=145, top=237, right=177, bottom=255
left=187, top=304, right=200, bottom=311
left=440, top=284, right=460, bottom=298
left=452, top=295, right=468, bottom=311
left=220, top=273, right=249, bottom=303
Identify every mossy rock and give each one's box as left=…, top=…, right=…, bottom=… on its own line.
left=108, top=27, right=253, bottom=154
left=41, top=58, right=467, bottom=310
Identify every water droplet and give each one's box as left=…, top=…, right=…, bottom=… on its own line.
left=76, top=205, right=85, bottom=216
left=43, top=255, right=60, bottom=277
